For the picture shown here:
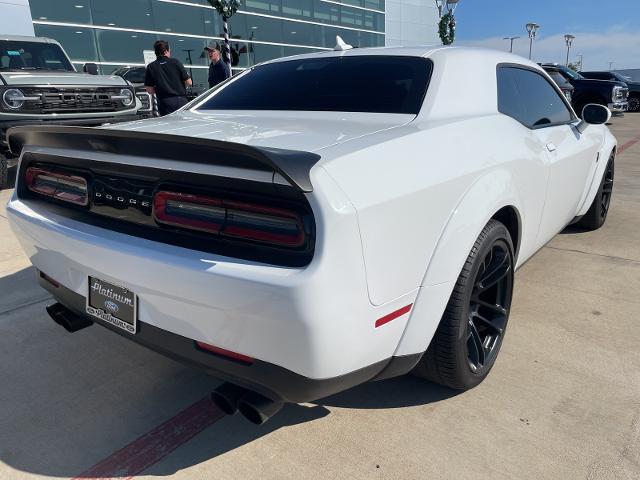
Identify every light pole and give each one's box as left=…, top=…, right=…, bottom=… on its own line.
left=526, top=23, right=540, bottom=60
left=609, top=62, right=615, bottom=71
left=435, top=0, right=460, bottom=18
left=503, top=36, right=520, bottom=53
left=564, top=34, right=575, bottom=67
left=576, top=53, right=583, bottom=71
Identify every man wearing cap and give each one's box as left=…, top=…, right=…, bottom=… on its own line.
left=144, top=40, right=192, bottom=116
left=205, top=42, right=231, bottom=89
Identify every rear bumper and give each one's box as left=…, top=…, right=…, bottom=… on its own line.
left=7, top=189, right=419, bottom=387
left=39, top=276, right=419, bottom=402
left=0, top=113, right=140, bottom=131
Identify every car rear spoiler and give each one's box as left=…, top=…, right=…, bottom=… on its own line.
left=7, top=126, right=321, bottom=192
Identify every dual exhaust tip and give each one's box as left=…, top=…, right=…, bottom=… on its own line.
left=211, top=382, right=284, bottom=425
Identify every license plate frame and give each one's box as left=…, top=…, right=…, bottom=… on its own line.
left=86, top=276, right=137, bottom=334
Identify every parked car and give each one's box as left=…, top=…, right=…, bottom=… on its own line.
left=542, top=66, right=575, bottom=103
left=541, top=63, right=628, bottom=117
left=0, top=35, right=140, bottom=189
left=109, top=66, right=154, bottom=118
left=581, top=71, right=640, bottom=112
left=111, top=65, right=202, bottom=117
left=6, top=47, right=616, bottom=425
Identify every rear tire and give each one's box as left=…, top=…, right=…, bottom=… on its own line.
left=413, top=220, right=514, bottom=391
left=576, top=154, right=614, bottom=230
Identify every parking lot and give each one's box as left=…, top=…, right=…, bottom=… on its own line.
left=1, top=114, right=639, bottom=480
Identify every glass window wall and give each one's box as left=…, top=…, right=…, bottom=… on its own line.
left=34, top=24, right=98, bottom=62
left=91, top=0, right=155, bottom=31
left=28, top=0, right=385, bottom=69
left=30, top=0, right=92, bottom=23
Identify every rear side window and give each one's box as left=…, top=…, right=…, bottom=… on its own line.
left=196, top=56, right=433, bottom=115
left=497, top=67, right=574, bottom=128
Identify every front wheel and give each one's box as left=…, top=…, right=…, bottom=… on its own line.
left=628, top=95, right=640, bottom=113
left=575, top=154, right=614, bottom=230
left=413, top=220, right=514, bottom=391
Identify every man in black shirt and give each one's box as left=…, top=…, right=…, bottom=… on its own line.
left=205, top=42, right=231, bottom=89
left=144, top=40, right=192, bottom=116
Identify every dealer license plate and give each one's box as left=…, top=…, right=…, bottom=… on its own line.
left=86, top=276, right=137, bottom=334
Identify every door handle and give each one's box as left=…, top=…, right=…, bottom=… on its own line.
left=546, top=142, right=557, bottom=152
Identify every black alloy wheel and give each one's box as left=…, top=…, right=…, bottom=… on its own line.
left=576, top=154, right=615, bottom=230
left=413, top=220, right=515, bottom=390
left=628, top=96, right=640, bottom=113
left=467, top=241, right=513, bottom=374
left=600, top=157, right=615, bottom=221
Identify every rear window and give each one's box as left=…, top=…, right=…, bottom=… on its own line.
left=196, top=56, right=433, bottom=115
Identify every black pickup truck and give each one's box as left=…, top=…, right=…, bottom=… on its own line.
left=581, top=71, right=640, bottom=112
left=541, top=64, right=629, bottom=117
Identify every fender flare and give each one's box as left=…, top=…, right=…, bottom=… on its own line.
left=393, top=169, right=523, bottom=357
left=576, top=142, right=617, bottom=217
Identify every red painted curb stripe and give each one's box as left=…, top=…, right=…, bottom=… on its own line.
left=375, top=304, right=413, bottom=328
left=73, top=396, right=224, bottom=480
left=619, top=131, right=640, bottom=155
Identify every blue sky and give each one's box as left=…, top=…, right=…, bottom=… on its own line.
left=451, top=0, right=640, bottom=70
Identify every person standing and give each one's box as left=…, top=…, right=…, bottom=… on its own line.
left=144, top=40, right=192, bottom=116
left=205, top=42, right=231, bottom=89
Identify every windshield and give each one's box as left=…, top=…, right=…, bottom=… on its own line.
left=559, top=66, right=584, bottom=80
left=0, top=40, right=74, bottom=72
left=196, top=56, right=433, bottom=115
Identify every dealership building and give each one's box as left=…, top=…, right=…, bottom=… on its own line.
left=11, top=0, right=438, bottom=91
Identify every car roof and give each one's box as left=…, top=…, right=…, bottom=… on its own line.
left=263, top=45, right=540, bottom=68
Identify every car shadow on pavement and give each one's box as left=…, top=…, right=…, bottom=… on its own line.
left=559, top=224, right=593, bottom=235
left=317, top=375, right=458, bottom=410
left=0, top=266, right=454, bottom=478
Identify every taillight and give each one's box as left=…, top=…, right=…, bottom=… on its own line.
left=25, top=167, right=88, bottom=206
left=153, top=191, right=306, bottom=248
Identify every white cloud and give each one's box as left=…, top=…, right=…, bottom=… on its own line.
left=459, top=28, right=640, bottom=71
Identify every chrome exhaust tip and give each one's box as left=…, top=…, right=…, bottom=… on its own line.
left=237, top=391, right=284, bottom=425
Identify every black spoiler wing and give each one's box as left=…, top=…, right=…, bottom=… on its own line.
left=7, top=126, right=321, bottom=192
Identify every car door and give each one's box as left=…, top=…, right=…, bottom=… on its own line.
left=503, top=67, right=600, bottom=244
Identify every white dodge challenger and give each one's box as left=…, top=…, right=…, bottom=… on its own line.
left=6, top=46, right=616, bottom=424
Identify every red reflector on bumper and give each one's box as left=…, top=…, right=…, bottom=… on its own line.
left=375, top=304, right=413, bottom=328
left=195, top=341, right=254, bottom=365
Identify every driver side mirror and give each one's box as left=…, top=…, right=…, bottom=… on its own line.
left=577, top=104, right=611, bottom=133
left=82, top=63, right=98, bottom=75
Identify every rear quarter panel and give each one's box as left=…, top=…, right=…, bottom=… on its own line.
left=321, top=114, right=549, bottom=306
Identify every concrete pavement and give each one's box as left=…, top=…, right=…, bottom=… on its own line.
left=0, top=115, right=639, bottom=479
